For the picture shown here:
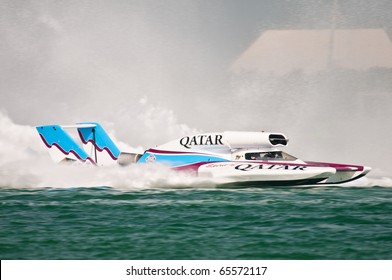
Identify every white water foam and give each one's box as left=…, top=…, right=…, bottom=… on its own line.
left=341, top=176, right=392, bottom=188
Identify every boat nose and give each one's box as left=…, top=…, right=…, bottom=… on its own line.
left=363, top=166, right=372, bottom=174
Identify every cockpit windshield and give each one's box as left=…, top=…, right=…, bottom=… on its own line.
left=245, top=151, right=297, bottom=161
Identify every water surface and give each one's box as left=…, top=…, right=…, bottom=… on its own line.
left=1, top=185, right=392, bottom=259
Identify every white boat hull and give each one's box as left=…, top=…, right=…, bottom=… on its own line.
left=198, top=162, right=336, bottom=186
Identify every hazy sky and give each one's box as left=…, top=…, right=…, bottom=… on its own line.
left=1, top=0, right=392, bottom=174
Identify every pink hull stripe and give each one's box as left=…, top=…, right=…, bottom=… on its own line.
left=147, top=148, right=212, bottom=156
left=304, top=161, right=364, bottom=171
left=172, top=162, right=210, bottom=174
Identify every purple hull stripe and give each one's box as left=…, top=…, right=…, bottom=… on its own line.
left=147, top=149, right=212, bottom=156
left=304, top=161, right=364, bottom=171
left=172, top=162, right=212, bottom=174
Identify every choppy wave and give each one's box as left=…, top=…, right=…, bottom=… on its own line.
left=2, top=183, right=392, bottom=259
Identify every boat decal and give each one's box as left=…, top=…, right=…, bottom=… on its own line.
left=180, top=134, right=223, bottom=149
left=204, top=163, right=237, bottom=168
left=146, top=154, right=156, bottom=163
left=234, top=163, right=306, bottom=171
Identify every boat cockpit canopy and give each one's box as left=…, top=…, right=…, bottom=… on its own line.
left=245, top=151, right=297, bottom=161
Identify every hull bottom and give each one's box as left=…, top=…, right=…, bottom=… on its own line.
left=217, top=177, right=329, bottom=188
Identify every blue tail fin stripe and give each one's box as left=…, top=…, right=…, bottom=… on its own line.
left=36, top=125, right=94, bottom=163
left=77, top=122, right=120, bottom=160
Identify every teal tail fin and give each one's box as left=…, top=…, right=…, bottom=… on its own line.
left=76, top=122, right=121, bottom=165
left=36, top=125, right=95, bottom=164
left=36, top=122, right=140, bottom=166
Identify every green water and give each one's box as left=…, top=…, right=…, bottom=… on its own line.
left=1, top=186, right=392, bottom=259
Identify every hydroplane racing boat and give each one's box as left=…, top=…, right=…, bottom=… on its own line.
left=36, top=123, right=371, bottom=186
